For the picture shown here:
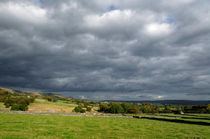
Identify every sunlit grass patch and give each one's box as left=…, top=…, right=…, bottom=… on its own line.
left=0, top=113, right=209, bottom=139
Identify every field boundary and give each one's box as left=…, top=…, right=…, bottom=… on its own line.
left=0, top=111, right=133, bottom=118
left=133, top=116, right=210, bottom=126
left=159, top=114, right=210, bottom=120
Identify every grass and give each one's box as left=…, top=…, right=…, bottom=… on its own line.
left=28, top=103, right=75, bottom=113
left=0, top=103, right=10, bottom=111
left=0, top=99, right=78, bottom=113
left=34, top=99, right=78, bottom=107
left=0, top=113, right=210, bottom=139
left=27, top=99, right=78, bottom=113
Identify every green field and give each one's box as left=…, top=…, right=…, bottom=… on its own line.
left=0, top=113, right=210, bottom=139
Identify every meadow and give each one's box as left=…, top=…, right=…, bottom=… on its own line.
left=0, top=113, right=210, bottom=139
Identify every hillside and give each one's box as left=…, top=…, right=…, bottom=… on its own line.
left=0, top=87, right=98, bottom=113
left=0, top=87, right=68, bottom=100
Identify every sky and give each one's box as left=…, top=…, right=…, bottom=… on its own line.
left=0, top=0, right=210, bottom=100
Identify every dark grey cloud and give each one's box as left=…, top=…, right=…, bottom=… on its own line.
left=0, top=0, right=210, bottom=100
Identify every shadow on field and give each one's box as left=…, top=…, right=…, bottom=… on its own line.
left=133, top=116, right=210, bottom=126
left=158, top=115, right=210, bottom=120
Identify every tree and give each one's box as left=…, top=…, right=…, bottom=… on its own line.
left=86, top=106, right=92, bottom=112
left=207, top=104, right=210, bottom=113
left=164, top=105, right=172, bottom=113
left=3, top=96, right=35, bottom=111
left=128, top=104, right=140, bottom=114
left=11, top=104, right=28, bottom=111
left=109, top=103, right=124, bottom=114
left=121, top=103, right=131, bottom=113
left=74, top=105, right=86, bottom=113
left=99, top=103, right=109, bottom=112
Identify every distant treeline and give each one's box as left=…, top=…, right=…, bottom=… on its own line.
left=99, top=102, right=210, bottom=114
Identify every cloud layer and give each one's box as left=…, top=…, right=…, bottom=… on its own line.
left=0, top=0, right=210, bottom=100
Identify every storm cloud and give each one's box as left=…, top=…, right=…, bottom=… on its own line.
left=0, top=0, right=210, bottom=100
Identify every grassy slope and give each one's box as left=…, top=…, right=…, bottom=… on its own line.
left=0, top=87, right=80, bottom=113
left=0, top=113, right=210, bottom=139
left=0, top=99, right=78, bottom=113
left=28, top=99, right=77, bottom=113
left=0, top=103, right=10, bottom=111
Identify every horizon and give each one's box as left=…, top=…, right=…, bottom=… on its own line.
left=0, top=0, right=210, bottom=100
left=1, top=86, right=210, bottom=102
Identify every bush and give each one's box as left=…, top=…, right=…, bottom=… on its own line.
left=121, top=103, right=132, bottom=113
left=127, top=105, right=140, bottom=114
left=74, top=105, right=86, bottom=113
left=80, top=109, right=86, bottom=113
left=86, top=107, right=92, bottom=112
left=163, top=105, right=172, bottom=113
left=109, top=103, right=124, bottom=113
left=99, top=103, right=109, bottom=112
left=11, top=104, right=28, bottom=111
left=3, top=96, right=35, bottom=111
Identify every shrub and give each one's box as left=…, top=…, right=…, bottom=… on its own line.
left=127, top=105, right=140, bottom=114
left=80, top=109, right=86, bottom=113
left=11, top=104, right=28, bottom=111
left=3, top=96, right=35, bottom=111
left=99, top=103, right=109, bottom=112
left=121, top=103, right=132, bottom=113
left=108, top=103, right=124, bottom=114
left=164, top=105, right=172, bottom=113
left=74, top=105, right=86, bottom=113
left=86, top=107, right=92, bottom=112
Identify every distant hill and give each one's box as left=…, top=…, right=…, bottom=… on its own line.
left=0, top=87, right=69, bottom=100
left=103, top=100, right=210, bottom=105
left=1, top=87, right=209, bottom=105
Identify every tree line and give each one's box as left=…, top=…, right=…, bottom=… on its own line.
left=98, top=102, right=210, bottom=114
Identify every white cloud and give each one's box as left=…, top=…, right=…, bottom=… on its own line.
left=156, top=95, right=164, bottom=99
left=60, top=2, right=78, bottom=12
left=144, top=22, right=174, bottom=36
left=0, top=1, right=47, bottom=24
left=163, top=0, right=195, bottom=6
left=84, top=9, right=134, bottom=27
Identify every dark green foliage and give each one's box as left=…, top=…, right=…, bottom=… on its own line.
left=99, top=103, right=125, bottom=114
left=164, top=105, right=172, bottom=113
left=11, top=104, right=28, bottom=111
left=121, top=103, right=132, bottom=113
left=98, top=102, right=210, bottom=114
left=80, top=109, right=86, bottom=113
left=1, top=95, right=35, bottom=111
left=74, top=105, right=86, bottom=113
left=183, top=105, right=210, bottom=113
left=207, top=104, right=210, bottom=113
left=127, top=105, right=140, bottom=114
left=4, top=97, right=16, bottom=108
left=86, top=106, right=92, bottom=112
left=99, top=103, right=109, bottom=112
left=109, top=103, right=124, bottom=113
